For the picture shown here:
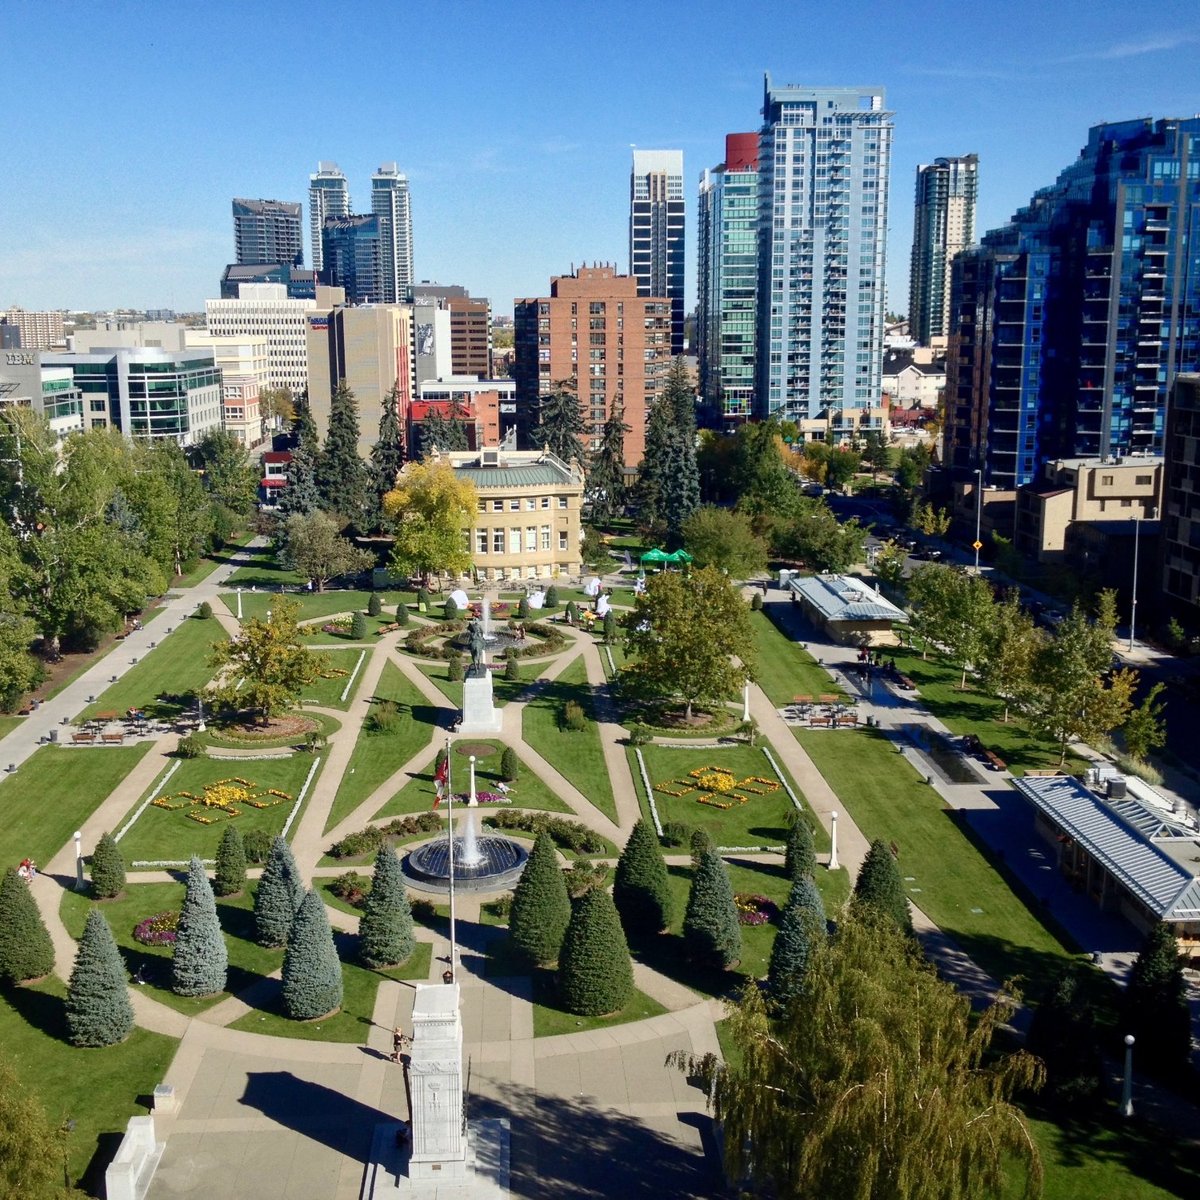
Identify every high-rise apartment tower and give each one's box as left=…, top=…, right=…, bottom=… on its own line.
left=321, top=215, right=384, bottom=306
left=908, top=155, right=977, bottom=346
left=231, top=198, right=304, bottom=267
left=757, top=76, right=892, bottom=422
left=308, top=162, right=350, bottom=273
left=371, top=164, right=414, bottom=303
left=630, top=150, right=685, bottom=356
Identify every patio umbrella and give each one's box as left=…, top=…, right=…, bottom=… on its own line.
left=639, top=548, right=671, bottom=564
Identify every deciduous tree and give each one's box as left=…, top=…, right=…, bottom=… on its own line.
left=1122, top=681, right=1167, bottom=763
left=681, top=506, right=767, bottom=578
left=0, top=1056, right=70, bottom=1197
left=195, top=428, right=258, bottom=517
left=382, top=461, right=477, bottom=585
left=980, top=590, right=1042, bottom=721
left=278, top=511, right=374, bottom=592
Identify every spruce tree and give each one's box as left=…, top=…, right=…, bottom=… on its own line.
left=784, top=815, right=816, bottom=882
left=358, top=846, right=415, bottom=968
left=395, top=601, right=410, bottom=626
left=682, top=849, right=742, bottom=969
left=368, top=381, right=406, bottom=530
left=588, top=404, right=630, bottom=525
left=557, top=887, right=634, bottom=1016
left=545, top=584, right=559, bottom=608
left=613, top=819, right=674, bottom=938
left=659, top=359, right=700, bottom=548
left=1027, top=964, right=1103, bottom=1104
left=504, top=654, right=520, bottom=682
left=853, top=839, right=912, bottom=933
left=500, top=746, right=519, bottom=782
left=367, top=592, right=382, bottom=617
left=292, top=388, right=319, bottom=458
left=633, top=397, right=674, bottom=540
left=315, top=379, right=368, bottom=522
left=213, top=826, right=246, bottom=898
left=282, top=889, right=343, bottom=1019
left=1123, top=921, right=1191, bottom=1074
left=277, top=443, right=320, bottom=518
left=0, top=867, right=55, bottom=984
left=172, top=856, right=228, bottom=997
left=90, top=831, right=125, bottom=899
left=509, top=832, right=571, bottom=966
left=532, top=379, right=586, bottom=465
left=66, top=909, right=134, bottom=1047
left=767, top=876, right=827, bottom=1007
left=254, top=836, right=305, bottom=948
left=350, top=610, right=367, bottom=639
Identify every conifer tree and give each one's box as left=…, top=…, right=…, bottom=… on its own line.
left=358, top=846, right=415, bottom=968
left=291, top=388, right=319, bottom=459
left=350, top=610, right=367, bottom=639
left=90, top=831, right=125, bottom=899
left=588, top=404, right=630, bottom=524
left=368, top=381, right=406, bottom=530
left=254, top=836, right=305, bottom=948
left=0, top=867, right=55, bottom=984
left=367, top=592, right=382, bottom=617
left=557, top=887, right=634, bottom=1016
left=315, top=379, right=368, bottom=522
left=1027, top=964, right=1103, bottom=1104
left=682, top=849, right=742, bottom=969
left=500, top=746, right=519, bottom=782
left=544, top=584, right=559, bottom=608
left=853, top=839, right=912, bottom=932
left=613, top=819, right=674, bottom=938
left=172, top=856, right=228, bottom=997
left=1123, top=921, right=1191, bottom=1074
left=509, top=832, right=571, bottom=966
left=282, top=889, right=343, bottom=1020
left=767, top=876, right=827, bottom=1007
left=277, top=443, right=320, bottom=518
left=784, top=815, right=816, bottom=882
left=66, top=909, right=134, bottom=1046
left=532, top=379, right=586, bottom=465
left=395, top=601, right=410, bottom=626
left=213, top=825, right=246, bottom=898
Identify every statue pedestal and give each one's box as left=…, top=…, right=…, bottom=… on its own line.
left=460, top=668, right=502, bottom=734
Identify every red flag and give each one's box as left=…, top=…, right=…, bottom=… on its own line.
left=431, top=793, right=441, bottom=810
left=435, top=756, right=449, bottom=786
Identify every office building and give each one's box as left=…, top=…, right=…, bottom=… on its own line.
left=697, top=133, right=759, bottom=423
left=71, top=321, right=188, bottom=353
left=756, top=77, right=892, bottom=423
left=412, top=285, right=492, bottom=378
left=1163, top=374, right=1200, bottom=618
left=411, top=376, right=517, bottom=454
left=320, top=214, right=384, bottom=305
left=0, top=351, right=85, bottom=441
left=908, top=156, right=978, bottom=347
left=205, top=282, right=344, bottom=396
left=3, top=307, right=66, bottom=350
left=232, top=198, right=304, bottom=267
left=1, top=319, right=21, bottom=349
left=945, top=117, right=1200, bottom=490
left=372, top=164, right=414, bottom=304
left=630, top=149, right=685, bottom=356
left=220, top=263, right=316, bottom=300
left=308, top=162, right=350, bottom=272
left=306, top=302, right=413, bottom=457
left=514, top=264, right=671, bottom=465
left=185, top=331, right=271, bottom=447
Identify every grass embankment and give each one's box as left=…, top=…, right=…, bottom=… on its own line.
left=749, top=609, right=845, bottom=704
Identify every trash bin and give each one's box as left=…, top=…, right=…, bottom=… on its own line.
left=48, top=728, right=59, bottom=743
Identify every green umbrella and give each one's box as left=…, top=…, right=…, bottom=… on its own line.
left=640, top=548, right=671, bottom=563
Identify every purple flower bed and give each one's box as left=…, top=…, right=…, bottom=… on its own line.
left=734, top=893, right=779, bottom=927
left=451, top=791, right=511, bottom=805
left=133, top=910, right=180, bottom=946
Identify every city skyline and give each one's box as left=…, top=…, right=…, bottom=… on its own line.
left=3, top=0, right=1198, bottom=316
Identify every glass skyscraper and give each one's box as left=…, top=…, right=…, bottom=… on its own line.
left=371, top=163, right=414, bottom=304
left=756, top=76, right=892, bottom=421
left=308, top=162, right=350, bottom=273
left=320, top=214, right=384, bottom=306
left=630, top=150, right=685, bottom=357
left=945, top=117, right=1200, bottom=488
left=909, top=155, right=977, bottom=346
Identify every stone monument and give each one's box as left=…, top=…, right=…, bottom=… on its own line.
left=460, top=617, right=502, bottom=734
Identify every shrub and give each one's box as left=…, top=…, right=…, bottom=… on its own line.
left=659, top=821, right=691, bottom=848
left=328, top=813, right=443, bottom=860
left=504, top=654, right=520, bottom=682
left=350, top=610, right=368, bottom=639
left=368, top=699, right=401, bottom=734
left=767, top=877, right=827, bottom=1008
left=448, top=654, right=465, bottom=682
left=410, top=897, right=436, bottom=925
left=784, top=816, right=816, bottom=882
left=367, top=593, right=382, bottom=617
left=561, top=699, right=588, bottom=732
left=213, top=826, right=246, bottom=897
left=517, top=597, right=530, bottom=619
left=484, top=894, right=513, bottom=921
left=196, top=601, right=214, bottom=620
left=66, top=910, right=134, bottom=1046
left=483, top=810, right=605, bottom=855
left=545, top=584, right=559, bottom=608
left=750, top=592, right=763, bottom=611
left=243, top=828, right=272, bottom=864
left=509, top=832, right=571, bottom=966
left=303, top=731, right=326, bottom=754
left=330, top=826, right=385, bottom=861
left=171, top=856, right=228, bottom=997
left=682, top=850, right=742, bottom=969
left=614, top=819, right=674, bottom=938
left=358, top=846, right=415, bottom=968
left=689, top=829, right=713, bottom=870
left=1027, top=964, right=1103, bottom=1105
left=626, top=723, right=651, bottom=747
left=90, top=832, right=125, bottom=899
left=0, top=867, right=55, bottom=984
left=254, top=836, right=305, bottom=947
left=175, top=734, right=204, bottom=759
left=329, top=872, right=371, bottom=908
left=564, top=858, right=608, bottom=898
left=417, top=587, right=431, bottom=611
left=565, top=601, right=580, bottom=623
left=603, top=610, right=618, bottom=643
left=500, top=746, right=519, bottom=783
left=282, top=890, right=343, bottom=1020
left=557, top=888, right=634, bottom=1016
left=444, top=597, right=459, bottom=621
left=852, top=839, right=912, bottom=933
left=1123, top=921, right=1191, bottom=1076
left=395, top=602, right=410, bottom=626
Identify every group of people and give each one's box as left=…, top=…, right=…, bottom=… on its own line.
left=16, top=858, right=38, bottom=882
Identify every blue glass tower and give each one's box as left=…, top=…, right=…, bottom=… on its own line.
left=320, top=214, right=384, bottom=306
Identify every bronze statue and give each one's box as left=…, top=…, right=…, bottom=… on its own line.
left=467, top=617, right=487, bottom=670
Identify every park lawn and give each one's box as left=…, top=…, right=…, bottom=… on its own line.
left=59, top=883, right=284, bottom=1016
left=221, top=543, right=306, bottom=590
left=221, top=588, right=412, bottom=625
left=323, top=662, right=441, bottom=833
left=795, top=727, right=1075, bottom=995
left=0, top=978, right=177, bottom=1190
left=297, top=648, right=369, bottom=710
left=299, top=614, right=411, bottom=646
left=227, top=938, right=432, bottom=1042
left=531, top=978, right=668, bottom=1037
left=372, top=741, right=573, bottom=820
left=749, top=609, right=845, bottom=706
left=113, top=753, right=324, bottom=865
left=198, top=712, right=341, bottom=752
left=169, top=531, right=255, bottom=590
left=0, top=743, right=152, bottom=869
left=0, top=714, right=23, bottom=740
left=521, top=655, right=618, bottom=823
left=635, top=743, right=820, bottom=851
left=888, top=644, right=1088, bottom=776
left=79, top=615, right=229, bottom=721
left=414, top=659, right=543, bottom=711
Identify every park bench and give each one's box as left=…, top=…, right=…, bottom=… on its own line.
left=72, top=732, right=96, bottom=744
left=897, top=675, right=917, bottom=691
left=102, top=732, right=125, bottom=745
left=982, top=748, right=1007, bottom=771
left=808, top=715, right=833, bottom=728
left=836, top=713, right=859, bottom=727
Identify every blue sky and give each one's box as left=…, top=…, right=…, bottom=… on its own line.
left=3, top=0, right=1198, bottom=318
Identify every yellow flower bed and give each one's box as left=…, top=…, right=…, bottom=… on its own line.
left=654, top=766, right=781, bottom=811
left=155, top=776, right=292, bottom=823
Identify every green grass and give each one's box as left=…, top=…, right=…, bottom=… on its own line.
left=60, top=883, right=283, bottom=1015
left=221, top=543, right=306, bottom=590
left=323, top=662, right=441, bottom=832
left=222, top=587, right=413, bottom=624
left=78, top=616, right=229, bottom=721
left=749, top=609, right=845, bottom=705
left=227, top=937, right=432, bottom=1042
left=196, top=711, right=341, bottom=751
left=521, top=656, right=618, bottom=823
left=0, top=743, right=153, bottom=869
left=795, top=727, right=1076, bottom=995
left=0, top=978, right=177, bottom=1190
left=113, top=753, right=324, bottom=864
left=296, top=648, right=368, bottom=710
left=372, top=742, right=574, bottom=820
left=298, top=612, right=413, bottom=645
left=0, top=714, right=24, bottom=740
left=414, top=659, right=543, bottom=711
left=531, top=980, right=668, bottom=1037
left=634, top=743, right=821, bottom=852
left=168, top=531, right=254, bottom=590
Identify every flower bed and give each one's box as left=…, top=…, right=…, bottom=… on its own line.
left=133, top=910, right=180, bottom=946
left=653, top=764, right=780, bottom=810
left=328, top=811, right=444, bottom=860
left=733, top=893, right=778, bottom=927
left=152, top=777, right=292, bottom=826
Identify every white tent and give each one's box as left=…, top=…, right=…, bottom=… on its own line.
left=527, top=591, right=546, bottom=610
left=583, top=576, right=601, bottom=597
left=448, top=589, right=470, bottom=610
left=595, top=593, right=611, bottom=616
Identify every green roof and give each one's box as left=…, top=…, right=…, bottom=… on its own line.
left=452, top=464, right=569, bottom=488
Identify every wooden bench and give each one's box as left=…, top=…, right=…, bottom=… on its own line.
left=72, top=733, right=96, bottom=744
left=808, top=715, right=833, bottom=727
left=897, top=675, right=917, bottom=691
left=836, top=714, right=859, bottom=727
left=102, top=733, right=125, bottom=745
left=982, top=749, right=1007, bottom=771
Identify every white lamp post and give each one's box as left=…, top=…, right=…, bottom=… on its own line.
left=1129, top=513, right=1141, bottom=653
left=742, top=681, right=751, bottom=723
left=73, top=831, right=84, bottom=891
left=469, top=755, right=477, bottom=806
left=1120, top=1034, right=1135, bottom=1118
left=973, top=468, right=983, bottom=575
left=828, top=811, right=840, bottom=871
left=236, top=588, right=243, bottom=619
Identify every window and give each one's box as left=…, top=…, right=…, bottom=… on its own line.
left=540, top=496, right=550, bottom=509
left=493, top=529, right=505, bottom=553
left=525, top=497, right=536, bottom=510
left=509, top=529, right=522, bottom=554
left=558, top=530, right=568, bottom=550
left=540, top=525, right=551, bottom=550
left=1101, top=475, right=1114, bottom=485
left=509, top=498, right=520, bottom=511
left=476, top=530, right=488, bottom=553
left=492, top=499, right=503, bottom=512
left=1135, top=474, right=1152, bottom=485
left=558, top=496, right=568, bottom=508
left=525, top=526, right=537, bottom=552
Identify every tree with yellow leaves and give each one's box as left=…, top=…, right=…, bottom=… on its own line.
left=382, top=461, right=477, bottom=586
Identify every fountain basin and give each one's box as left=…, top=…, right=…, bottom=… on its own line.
left=403, top=834, right=529, bottom=894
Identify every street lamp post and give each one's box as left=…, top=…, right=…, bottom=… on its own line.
left=73, top=831, right=84, bottom=891
left=1120, top=1034, right=1135, bottom=1118
left=973, top=468, right=983, bottom=575
left=828, top=811, right=840, bottom=871
left=1129, top=513, right=1141, bottom=653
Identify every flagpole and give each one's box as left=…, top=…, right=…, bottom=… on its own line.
left=445, top=734, right=457, bottom=980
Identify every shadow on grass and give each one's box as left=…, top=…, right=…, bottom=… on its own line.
left=2, top=977, right=70, bottom=1042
